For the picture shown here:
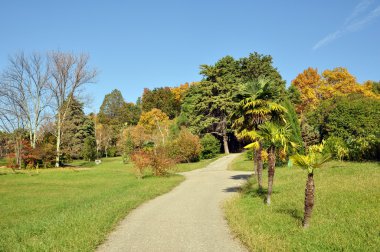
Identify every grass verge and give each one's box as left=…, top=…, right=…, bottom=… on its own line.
left=224, top=160, right=380, bottom=251
left=228, top=152, right=253, bottom=171
left=0, top=157, right=184, bottom=251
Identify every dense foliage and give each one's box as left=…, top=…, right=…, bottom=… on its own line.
left=200, top=133, right=221, bottom=159
left=307, top=94, right=380, bottom=160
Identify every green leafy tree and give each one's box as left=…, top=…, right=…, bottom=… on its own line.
left=181, top=56, right=241, bottom=153
left=239, top=52, right=286, bottom=94
left=141, top=87, right=179, bottom=119
left=290, top=144, right=331, bottom=228
left=98, top=89, right=139, bottom=126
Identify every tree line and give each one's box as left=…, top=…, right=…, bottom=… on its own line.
left=0, top=51, right=379, bottom=173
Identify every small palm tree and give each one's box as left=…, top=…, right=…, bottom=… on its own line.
left=259, top=122, right=296, bottom=205
left=291, top=145, right=331, bottom=228
left=244, top=122, right=296, bottom=204
left=233, top=77, right=286, bottom=190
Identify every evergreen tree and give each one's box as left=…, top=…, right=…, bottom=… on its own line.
left=61, top=98, right=95, bottom=160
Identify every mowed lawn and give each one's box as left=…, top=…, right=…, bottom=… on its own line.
left=225, top=154, right=380, bottom=251
left=0, top=157, right=187, bottom=251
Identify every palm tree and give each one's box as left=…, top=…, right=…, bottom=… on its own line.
left=291, top=145, right=331, bottom=228
left=257, top=122, right=296, bottom=205
left=233, top=77, right=286, bottom=190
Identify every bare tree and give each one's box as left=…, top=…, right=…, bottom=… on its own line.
left=47, top=51, right=97, bottom=167
left=0, top=85, right=25, bottom=169
left=0, top=53, right=50, bottom=149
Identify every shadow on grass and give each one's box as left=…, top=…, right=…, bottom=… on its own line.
left=276, top=208, right=303, bottom=222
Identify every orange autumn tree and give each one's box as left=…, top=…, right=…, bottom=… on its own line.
left=320, top=67, right=375, bottom=99
left=291, top=67, right=321, bottom=113
left=292, top=67, right=379, bottom=114
left=171, top=83, right=190, bottom=104
left=138, top=108, right=170, bottom=144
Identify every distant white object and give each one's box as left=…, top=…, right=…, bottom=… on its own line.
left=95, top=159, right=102, bottom=165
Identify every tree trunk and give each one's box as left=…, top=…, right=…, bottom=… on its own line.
left=253, top=148, right=258, bottom=175
left=55, top=118, right=61, bottom=167
left=223, top=133, right=229, bottom=154
left=266, top=146, right=276, bottom=205
left=256, top=143, right=263, bottom=191
left=303, top=173, right=315, bottom=228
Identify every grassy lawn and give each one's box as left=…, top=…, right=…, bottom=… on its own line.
left=225, top=155, right=380, bottom=251
left=228, top=152, right=253, bottom=172
left=0, top=157, right=7, bottom=166
left=0, top=157, right=185, bottom=251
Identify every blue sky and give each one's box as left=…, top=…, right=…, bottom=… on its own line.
left=1, top=0, right=379, bottom=112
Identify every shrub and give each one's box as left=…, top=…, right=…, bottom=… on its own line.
left=246, top=149, right=254, bottom=160
left=200, top=134, right=220, bottom=159
left=131, top=146, right=176, bottom=177
left=130, top=150, right=151, bottom=178
left=170, top=128, right=201, bottom=162
left=308, top=94, right=380, bottom=160
left=149, top=146, right=176, bottom=176
left=107, top=146, right=118, bottom=157
left=324, top=136, right=349, bottom=161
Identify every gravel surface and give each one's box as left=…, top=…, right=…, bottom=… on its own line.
left=97, top=154, right=250, bottom=252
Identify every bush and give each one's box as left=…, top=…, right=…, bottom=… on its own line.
left=308, top=94, right=380, bottom=160
left=130, top=150, right=151, bottom=178
left=170, top=128, right=201, bottom=162
left=324, top=136, right=349, bottom=161
left=200, top=134, right=220, bottom=159
left=107, top=147, right=118, bottom=157
left=246, top=149, right=254, bottom=160
left=131, top=146, right=176, bottom=177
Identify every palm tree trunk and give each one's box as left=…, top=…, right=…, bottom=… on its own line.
left=266, top=146, right=276, bottom=205
left=257, top=143, right=263, bottom=191
left=253, top=149, right=258, bottom=175
left=303, top=173, right=315, bottom=228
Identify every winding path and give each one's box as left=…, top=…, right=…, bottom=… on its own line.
left=97, top=154, right=250, bottom=252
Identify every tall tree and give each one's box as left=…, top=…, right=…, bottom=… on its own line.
left=61, top=98, right=95, bottom=160
left=233, top=77, right=287, bottom=189
left=292, top=67, right=379, bottom=115
left=291, top=67, right=321, bottom=113
left=181, top=56, right=241, bottom=153
left=141, top=87, right=179, bottom=119
left=98, top=89, right=138, bottom=126
left=48, top=51, right=97, bottom=167
left=0, top=52, right=50, bottom=148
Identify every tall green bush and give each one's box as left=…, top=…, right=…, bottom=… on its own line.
left=308, top=94, right=380, bottom=160
left=200, top=134, right=220, bottom=159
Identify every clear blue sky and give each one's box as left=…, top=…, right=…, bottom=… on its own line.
left=1, top=0, right=379, bottom=112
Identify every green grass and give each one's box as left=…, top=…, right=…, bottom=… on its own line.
left=225, top=157, right=380, bottom=251
left=174, top=154, right=225, bottom=172
left=228, top=152, right=253, bottom=171
left=0, top=157, right=185, bottom=251
left=0, top=157, right=7, bottom=166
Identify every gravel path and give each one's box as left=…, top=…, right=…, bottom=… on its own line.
left=97, top=154, right=250, bottom=252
